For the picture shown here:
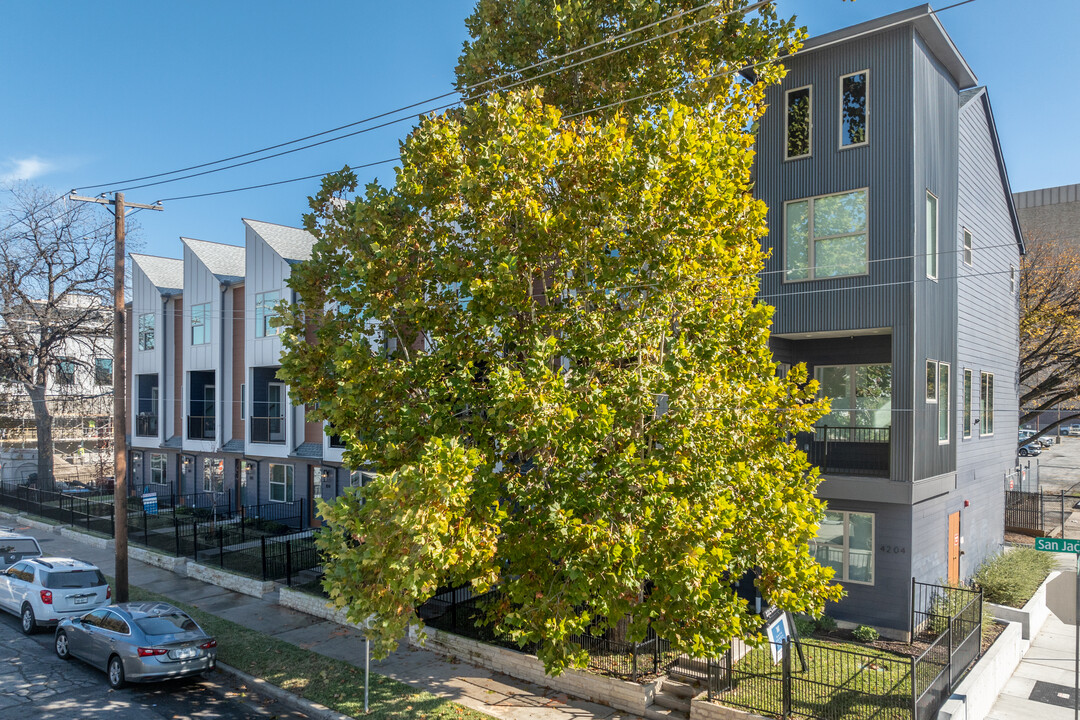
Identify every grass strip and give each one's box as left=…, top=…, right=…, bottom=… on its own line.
left=113, top=579, right=491, bottom=720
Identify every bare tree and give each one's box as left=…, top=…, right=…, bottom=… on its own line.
left=1019, top=232, right=1080, bottom=442
left=0, top=183, right=114, bottom=489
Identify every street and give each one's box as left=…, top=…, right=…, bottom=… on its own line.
left=0, top=595, right=311, bottom=720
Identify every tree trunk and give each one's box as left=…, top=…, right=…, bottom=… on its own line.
left=27, top=384, right=55, bottom=491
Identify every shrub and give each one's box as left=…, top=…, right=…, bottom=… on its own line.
left=974, top=548, right=1058, bottom=608
left=815, top=614, right=837, bottom=632
left=175, top=506, right=193, bottom=517
left=852, top=625, right=879, bottom=643
left=793, top=615, right=817, bottom=638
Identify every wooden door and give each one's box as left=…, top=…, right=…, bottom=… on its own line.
left=947, top=511, right=961, bottom=585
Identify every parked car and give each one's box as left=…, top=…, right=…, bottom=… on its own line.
left=0, top=530, right=42, bottom=569
left=55, top=602, right=217, bottom=688
left=1018, top=443, right=1042, bottom=458
left=1036, top=436, right=1055, bottom=448
left=0, top=557, right=110, bottom=634
left=1068, top=425, right=1080, bottom=436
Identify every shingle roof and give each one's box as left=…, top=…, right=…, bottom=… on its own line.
left=222, top=439, right=245, bottom=453
left=243, top=219, right=316, bottom=264
left=130, top=254, right=184, bottom=295
left=292, top=442, right=323, bottom=460
left=959, top=87, right=983, bottom=108
left=182, top=237, right=246, bottom=284
left=163, top=436, right=182, bottom=449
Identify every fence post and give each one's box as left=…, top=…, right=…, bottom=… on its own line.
left=143, top=508, right=149, bottom=545
left=1063, top=490, right=1067, bottom=537
left=174, top=516, right=180, bottom=557
left=631, top=642, right=638, bottom=683
left=69, top=498, right=74, bottom=527
left=261, top=536, right=267, bottom=581
left=946, top=616, right=954, bottom=692
left=782, top=639, right=792, bottom=719
left=910, top=577, right=917, bottom=640
left=193, top=521, right=199, bottom=562
left=910, top=656, right=918, bottom=719
left=219, top=521, right=224, bottom=569
left=286, top=539, right=292, bottom=586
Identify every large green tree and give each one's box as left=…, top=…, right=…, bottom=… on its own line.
left=279, top=0, right=842, bottom=673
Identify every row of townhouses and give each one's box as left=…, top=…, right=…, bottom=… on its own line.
left=125, top=5, right=1024, bottom=637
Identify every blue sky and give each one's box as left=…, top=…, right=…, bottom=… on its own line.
left=1, top=0, right=1075, bottom=260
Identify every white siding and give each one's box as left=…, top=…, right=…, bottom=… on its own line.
left=130, top=262, right=165, bottom=448
left=181, top=243, right=224, bottom=453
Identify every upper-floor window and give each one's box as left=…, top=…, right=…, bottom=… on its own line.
left=94, top=358, right=112, bottom=386
left=815, top=363, right=891, bottom=430
left=55, top=358, right=76, bottom=386
left=980, top=372, right=994, bottom=436
left=840, top=70, right=868, bottom=148
left=786, top=85, right=812, bottom=160
left=937, top=362, right=950, bottom=443
left=962, top=369, right=972, bottom=439
left=926, top=191, right=939, bottom=280
left=191, top=303, right=210, bottom=345
left=785, top=189, right=868, bottom=281
left=138, top=312, right=155, bottom=351
left=1010, top=266, right=1017, bottom=294
left=255, top=291, right=280, bottom=338
left=926, top=359, right=938, bottom=402
left=963, top=230, right=973, bottom=266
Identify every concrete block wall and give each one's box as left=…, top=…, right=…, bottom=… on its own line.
left=690, top=696, right=771, bottom=720
left=129, top=545, right=188, bottom=574
left=278, top=587, right=372, bottom=632
left=186, top=561, right=277, bottom=598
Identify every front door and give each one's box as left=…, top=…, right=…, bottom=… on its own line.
left=947, top=511, right=961, bottom=585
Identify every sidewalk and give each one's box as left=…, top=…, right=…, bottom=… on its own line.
left=989, top=553, right=1079, bottom=720
left=10, top=516, right=637, bottom=720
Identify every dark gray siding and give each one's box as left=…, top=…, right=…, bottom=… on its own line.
left=953, top=92, right=1021, bottom=574
left=755, top=26, right=916, bottom=484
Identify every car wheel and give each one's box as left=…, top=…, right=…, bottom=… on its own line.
left=1020, top=449, right=1029, bottom=457
left=55, top=630, right=70, bottom=660
left=107, top=655, right=126, bottom=689
left=20, top=604, right=36, bottom=635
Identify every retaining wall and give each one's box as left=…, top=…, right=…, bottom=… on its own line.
left=129, top=545, right=188, bottom=573
left=278, top=587, right=374, bottom=631
left=987, top=570, right=1058, bottom=640
left=690, top=696, right=771, bottom=720
left=59, top=526, right=112, bottom=549
left=186, top=562, right=277, bottom=598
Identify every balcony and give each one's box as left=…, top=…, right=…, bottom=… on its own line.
left=135, top=412, right=158, bottom=438
left=251, top=401, right=285, bottom=444
left=800, top=426, right=890, bottom=478
left=187, top=415, right=216, bottom=441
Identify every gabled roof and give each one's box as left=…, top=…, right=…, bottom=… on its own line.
left=959, top=86, right=1026, bottom=254
left=243, top=218, right=316, bottom=265
left=181, top=237, right=246, bottom=285
left=799, top=4, right=978, bottom=90
left=130, top=254, right=184, bottom=296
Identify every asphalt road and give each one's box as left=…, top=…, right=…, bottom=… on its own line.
left=1024, top=433, right=1080, bottom=494
left=0, top=600, right=311, bottom=720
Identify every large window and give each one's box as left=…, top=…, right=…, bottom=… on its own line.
left=926, top=191, right=939, bottom=279
left=786, top=85, right=812, bottom=160
left=980, top=372, right=994, bottom=436
left=811, top=511, right=874, bottom=585
left=138, top=312, right=155, bottom=351
left=840, top=70, right=868, bottom=147
left=785, top=189, right=868, bottom=281
left=255, top=291, right=280, bottom=338
left=191, top=303, right=210, bottom=345
left=202, top=457, right=224, bottom=493
left=937, top=362, right=950, bottom=443
left=814, top=364, right=891, bottom=429
left=269, top=463, right=294, bottom=502
left=94, top=358, right=113, bottom=386
left=56, top=358, right=76, bottom=386
left=963, top=369, right=972, bottom=439
left=150, top=454, right=167, bottom=485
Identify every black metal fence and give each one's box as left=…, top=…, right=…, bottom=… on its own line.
left=910, top=580, right=983, bottom=720
left=1004, top=489, right=1043, bottom=535
left=0, top=482, right=319, bottom=585
left=800, top=426, right=890, bottom=478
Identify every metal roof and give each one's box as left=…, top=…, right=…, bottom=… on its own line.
left=130, top=254, right=184, bottom=296
left=181, top=237, right=246, bottom=284
left=243, top=218, right=317, bottom=264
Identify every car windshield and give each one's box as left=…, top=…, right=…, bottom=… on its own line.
left=0, top=539, right=40, bottom=554
left=42, top=569, right=106, bottom=589
left=135, top=613, right=200, bottom=636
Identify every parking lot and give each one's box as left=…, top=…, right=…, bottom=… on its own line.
left=1020, top=431, right=1080, bottom=494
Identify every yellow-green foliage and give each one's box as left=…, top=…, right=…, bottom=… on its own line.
left=974, top=549, right=1057, bottom=608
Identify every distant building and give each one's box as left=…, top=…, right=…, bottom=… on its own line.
left=1013, top=183, right=1080, bottom=246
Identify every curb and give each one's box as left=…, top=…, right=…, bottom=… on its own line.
left=214, top=661, right=357, bottom=720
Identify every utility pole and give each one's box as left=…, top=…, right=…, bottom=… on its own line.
left=70, top=191, right=162, bottom=602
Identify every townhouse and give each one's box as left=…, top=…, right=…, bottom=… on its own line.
left=756, top=5, right=1023, bottom=635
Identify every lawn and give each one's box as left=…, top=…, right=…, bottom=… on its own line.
left=716, top=640, right=912, bottom=720
left=114, top=578, right=491, bottom=720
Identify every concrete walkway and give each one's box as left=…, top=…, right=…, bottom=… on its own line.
left=6, top=515, right=638, bottom=720
left=989, top=553, right=1080, bottom=720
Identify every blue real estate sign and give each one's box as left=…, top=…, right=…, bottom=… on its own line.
left=766, top=613, right=790, bottom=664
left=142, top=492, right=158, bottom=516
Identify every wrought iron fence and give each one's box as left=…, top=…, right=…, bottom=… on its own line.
left=1004, top=489, right=1043, bottom=534
left=910, top=580, right=982, bottom=720
left=800, top=426, right=891, bottom=477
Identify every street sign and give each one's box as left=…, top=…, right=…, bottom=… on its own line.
left=1037, top=537, right=1080, bottom=553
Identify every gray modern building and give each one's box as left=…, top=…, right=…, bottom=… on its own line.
left=756, top=5, right=1023, bottom=635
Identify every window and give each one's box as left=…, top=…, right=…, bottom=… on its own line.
left=93, top=358, right=112, bottom=386
left=980, top=372, right=994, bottom=436
left=785, top=189, right=868, bottom=281
left=963, top=230, right=973, bottom=266
left=1010, top=266, right=1017, bottom=293
left=963, top=369, right=972, bottom=439
left=926, top=191, right=939, bottom=279
left=938, top=362, right=950, bottom=443
left=269, top=463, right=294, bottom=502
left=150, top=454, right=167, bottom=485
left=240, top=384, right=246, bottom=420
left=349, top=470, right=376, bottom=487
left=191, top=303, right=210, bottom=345
left=811, top=511, right=874, bottom=584
left=255, top=291, right=280, bottom=338
left=840, top=70, right=868, bottom=147
left=202, top=457, right=224, bottom=493
left=56, top=358, right=76, bottom=386
left=926, top=360, right=938, bottom=402
left=814, top=364, right=891, bottom=429
left=786, top=85, right=812, bottom=159
left=138, top=313, right=155, bottom=351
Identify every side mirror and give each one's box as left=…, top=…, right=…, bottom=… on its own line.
left=71, top=617, right=82, bottom=625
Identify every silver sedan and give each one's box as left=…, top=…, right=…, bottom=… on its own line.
left=54, top=601, right=217, bottom=688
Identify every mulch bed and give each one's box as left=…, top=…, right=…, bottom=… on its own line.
left=808, top=620, right=1004, bottom=658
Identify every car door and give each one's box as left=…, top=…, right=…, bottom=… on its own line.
left=3, top=563, right=31, bottom=613
left=68, top=608, right=108, bottom=662
left=0, top=565, right=15, bottom=611
left=90, top=609, right=129, bottom=670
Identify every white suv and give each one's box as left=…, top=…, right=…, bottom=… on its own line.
left=0, top=557, right=111, bottom=634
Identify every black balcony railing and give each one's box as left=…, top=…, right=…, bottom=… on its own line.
left=800, top=425, right=890, bottom=477
left=135, top=412, right=158, bottom=437
left=187, top=415, right=216, bottom=440
left=250, top=401, right=285, bottom=444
